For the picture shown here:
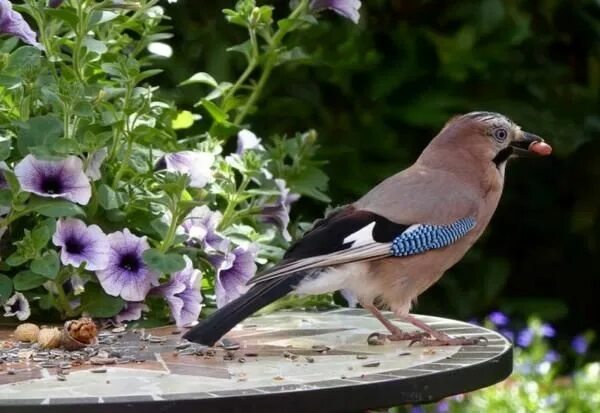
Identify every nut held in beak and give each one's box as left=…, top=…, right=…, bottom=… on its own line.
left=528, top=141, right=552, bottom=156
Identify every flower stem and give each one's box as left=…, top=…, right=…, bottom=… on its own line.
left=233, top=0, right=309, bottom=127
left=219, top=175, right=251, bottom=230
left=160, top=208, right=180, bottom=253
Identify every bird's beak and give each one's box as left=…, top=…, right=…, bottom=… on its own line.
left=510, top=132, right=552, bottom=157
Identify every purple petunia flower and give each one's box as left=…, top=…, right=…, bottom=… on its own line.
left=488, top=311, right=509, bottom=326
left=114, top=302, right=149, bottom=324
left=310, top=0, right=361, bottom=24
left=408, top=406, right=425, bottom=413
left=156, top=151, right=214, bottom=188
left=152, top=256, right=202, bottom=327
left=96, top=229, right=159, bottom=301
left=211, top=244, right=257, bottom=308
left=544, top=350, right=560, bottom=363
left=436, top=400, right=450, bottom=413
left=3, top=292, right=30, bottom=321
left=571, top=335, right=588, bottom=355
left=52, top=218, right=110, bottom=271
left=259, top=179, right=300, bottom=241
left=236, top=129, right=265, bottom=154
left=180, top=205, right=228, bottom=252
left=85, top=148, right=108, bottom=181
left=500, top=329, right=514, bottom=342
left=0, top=0, right=41, bottom=48
left=540, top=323, right=556, bottom=338
left=14, top=155, right=91, bottom=205
left=517, top=328, right=534, bottom=347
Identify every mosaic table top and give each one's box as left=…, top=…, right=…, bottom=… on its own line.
left=0, top=309, right=512, bottom=413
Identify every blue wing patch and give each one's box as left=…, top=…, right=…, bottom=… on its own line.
left=390, top=217, right=477, bottom=257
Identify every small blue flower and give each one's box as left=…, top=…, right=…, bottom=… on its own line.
left=571, top=335, right=588, bottom=355
left=488, top=311, right=509, bottom=326
left=517, top=328, right=534, bottom=347
left=436, top=400, right=450, bottom=413
left=409, top=406, right=425, bottom=413
left=499, top=329, right=514, bottom=342
left=544, top=350, right=560, bottom=363
left=540, top=323, right=556, bottom=338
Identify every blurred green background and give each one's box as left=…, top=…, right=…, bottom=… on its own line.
left=156, top=0, right=599, bottom=339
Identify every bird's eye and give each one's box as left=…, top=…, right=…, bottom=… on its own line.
left=493, top=128, right=508, bottom=142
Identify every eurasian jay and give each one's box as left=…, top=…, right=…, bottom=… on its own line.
left=183, top=111, right=552, bottom=346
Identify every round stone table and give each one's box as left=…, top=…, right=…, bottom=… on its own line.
left=0, top=309, right=512, bottom=413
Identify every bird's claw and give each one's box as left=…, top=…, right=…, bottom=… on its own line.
left=367, top=331, right=430, bottom=345
left=409, top=335, right=489, bottom=347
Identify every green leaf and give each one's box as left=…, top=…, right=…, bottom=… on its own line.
left=171, top=110, right=195, bottom=130
left=0, top=74, right=21, bottom=89
left=226, top=40, right=253, bottom=61
left=31, top=223, right=51, bottom=249
left=16, top=115, right=63, bottom=156
left=13, top=270, right=47, bottom=291
left=30, top=251, right=59, bottom=279
left=80, top=283, right=125, bottom=318
left=5, top=253, right=28, bottom=267
left=0, top=274, right=13, bottom=304
left=180, top=72, right=218, bottom=87
left=72, top=101, right=94, bottom=118
left=136, top=69, right=163, bottom=84
left=97, top=184, right=122, bottom=210
left=200, top=99, right=230, bottom=124
left=29, top=197, right=85, bottom=218
left=5, top=46, right=41, bottom=73
left=83, top=36, right=108, bottom=55
left=45, top=8, right=78, bottom=30
left=88, top=10, right=119, bottom=26
left=0, top=189, right=11, bottom=206
left=0, top=134, right=12, bottom=160
left=142, top=249, right=186, bottom=274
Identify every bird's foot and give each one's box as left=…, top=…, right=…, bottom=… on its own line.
left=409, top=335, right=488, bottom=347
left=367, top=331, right=429, bottom=345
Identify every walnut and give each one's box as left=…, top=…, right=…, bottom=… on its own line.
left=14, top=323, right=40, bottom=342
left=62, top=318, right=98, bottom=350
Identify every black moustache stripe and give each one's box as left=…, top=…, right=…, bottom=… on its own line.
left=493, top=147, right=513, bottom=166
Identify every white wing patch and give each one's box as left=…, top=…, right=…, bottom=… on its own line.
left=343, top=222, right=375, bottom=248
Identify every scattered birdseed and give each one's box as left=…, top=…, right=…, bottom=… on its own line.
left=238, top=357, right=246, bottom=364
left=362, top=361, right=381, bottom=368
left=311, top=345, right=330, bottom=353
left=57, top=373, right=67, bottom=381
left=398, top=352, right=411, bottom=356
left=273, top=376, right=284, bottom=381
left=356, top=355, right=368, bottom=360
left=244, top=352, right=258, bottom=357
left=305, top=356, right=314, bottom=363
left=91, top=368, right=107, bottom=373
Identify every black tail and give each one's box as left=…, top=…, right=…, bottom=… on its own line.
left=183, top=273, right=304, bottom=345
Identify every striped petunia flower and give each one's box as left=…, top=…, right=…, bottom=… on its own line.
left=152, top=256, right=202, bottom=327
left=14, top=155, right=91, bottom=205
left=310, top=0, right=361, bottom=24
left=96, top=229, right=159, bottom=301
left=0, top=0, right=41, bottom=48
left=52, top=218, right=110, bottom=271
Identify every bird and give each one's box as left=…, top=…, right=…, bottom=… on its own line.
left=183, top=111, right=552, bottom=346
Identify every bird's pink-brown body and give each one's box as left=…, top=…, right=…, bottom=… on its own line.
left=184, top=111, right=552, bottom=346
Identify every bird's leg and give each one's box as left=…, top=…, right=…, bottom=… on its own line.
left=395, top=314, right=487, bottom=346
left=360, top=301, right=428, bottom=342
